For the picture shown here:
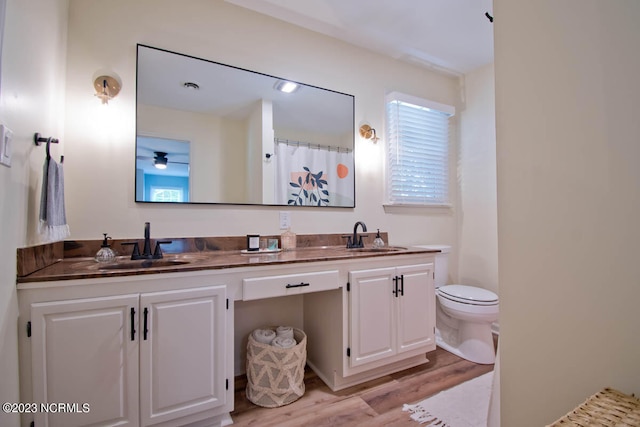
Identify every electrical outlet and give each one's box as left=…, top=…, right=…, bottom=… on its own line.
left=279, top=211, right=291, bottom=229
left=0, top=125, right=13, bottom=167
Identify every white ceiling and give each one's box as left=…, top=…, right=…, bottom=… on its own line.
left=137, top=45, right=354, bottom=135
left=225, top=0, right=495, bottom=75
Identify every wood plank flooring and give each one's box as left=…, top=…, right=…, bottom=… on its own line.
left=231, top=346, right=495, bottom=426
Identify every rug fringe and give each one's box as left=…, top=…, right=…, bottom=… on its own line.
left=402, top=372, right=493, bottom=426
left=403, top=404, right=450, bottom=426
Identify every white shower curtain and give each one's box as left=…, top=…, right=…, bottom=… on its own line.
left=275, top=143, right=354, bottom=206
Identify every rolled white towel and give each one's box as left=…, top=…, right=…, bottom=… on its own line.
left=276, top=326, right=294, bottom=340
left=252, top=328, right=276, bottom=345
left=271, top=336, right=297, bottom=349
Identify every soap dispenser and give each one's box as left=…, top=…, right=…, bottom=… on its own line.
left=95, top=233, right=116, bottom=263
left=373, top=229, right=385, bottom=248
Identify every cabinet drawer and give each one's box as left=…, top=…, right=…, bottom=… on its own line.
left=243, top=270, right=339, bottom=301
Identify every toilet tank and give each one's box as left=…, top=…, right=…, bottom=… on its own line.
left=413, top=245, right=451, bottom=287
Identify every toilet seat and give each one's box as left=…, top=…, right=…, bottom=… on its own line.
left=437, top=284, right=498, bottom=306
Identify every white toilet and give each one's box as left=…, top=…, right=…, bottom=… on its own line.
left=415, top=245, right=499, bottom=364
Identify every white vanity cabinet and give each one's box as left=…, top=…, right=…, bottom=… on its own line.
left=19, top=275, right=232, bottom=427
left=18, top=249, right=438, bottom=422
left=30, top=294, right=139, bottom=427
left=302, top=255, right=436, bottom=391
left=348, top=263, right=436, bottom=368
left=139, top=286, right=228, bottom=426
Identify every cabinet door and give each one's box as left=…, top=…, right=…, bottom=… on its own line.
left=30, top=294, right=139, bottom=427
left=348, top=267, right=396, bottom=367
left=139, top=286, right=227, bottom=426
left=396, top=263, right=436, bottom=354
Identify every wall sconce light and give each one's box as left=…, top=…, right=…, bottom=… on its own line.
left=359, top=124, right=380, bottom=143
left=93, top=75, right=121, bottom=104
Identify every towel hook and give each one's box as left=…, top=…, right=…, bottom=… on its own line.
left=34, top=133, right=62, bottom=162
left=34, top=133, right=59, bottom=146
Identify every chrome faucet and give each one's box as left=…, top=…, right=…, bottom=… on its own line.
left=345, top=221, right=368, bottom=248
left=123, top=222, right=172, bottom=260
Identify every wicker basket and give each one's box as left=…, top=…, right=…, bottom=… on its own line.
left=547, top=387, right=640, bottom=426
left=246, top=328, right=306, bottom=408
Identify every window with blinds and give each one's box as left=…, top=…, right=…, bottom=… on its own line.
left=385, top=92, right=455, bottom=206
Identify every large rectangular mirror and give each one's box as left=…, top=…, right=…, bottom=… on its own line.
left=136, top=45, right=355, bottom=207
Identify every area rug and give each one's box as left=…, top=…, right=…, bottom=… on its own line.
left=403, top=371, right=494, bottom=426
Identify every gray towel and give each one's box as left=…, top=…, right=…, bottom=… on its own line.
left=271, top=336, right=297, bottom=349
left=251, top=328, right=276, bottom=345
left=39, top=157, right=70, bottom=242
left=276, top=326, right=294, bottom=340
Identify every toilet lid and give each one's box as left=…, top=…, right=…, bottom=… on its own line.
left=438, top=284, right=498, bottom=305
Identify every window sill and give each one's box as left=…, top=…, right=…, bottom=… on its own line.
left=383, top=203, right=453, bottom=214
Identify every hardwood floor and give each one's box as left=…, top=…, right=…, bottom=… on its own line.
left=231, top=346, right=495, bottom=426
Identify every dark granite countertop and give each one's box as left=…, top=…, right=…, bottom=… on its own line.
left=16, top=231, right=442, bottom=284
left=17, top=245, right=438, bottom=283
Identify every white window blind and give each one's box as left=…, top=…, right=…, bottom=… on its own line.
left=385, top=92, right=455, bottom=206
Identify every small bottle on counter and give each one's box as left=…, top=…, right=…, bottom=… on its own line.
left=95, top=233, right=117, bottom=263
left=373, top=229, right=385, bottom=248
left=280, top=228, right=296, bottom=251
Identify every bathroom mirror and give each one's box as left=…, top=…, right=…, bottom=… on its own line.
left=136, top=45, right=355, bottom=207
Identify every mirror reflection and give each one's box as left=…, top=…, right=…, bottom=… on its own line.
left=136, top=136, right=190, bottom=202
left=136, top=45, right=355, bottom=207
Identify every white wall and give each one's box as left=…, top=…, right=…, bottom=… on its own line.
left=62, top=0, right=460, bottom=250
left=495, top=1, right=640, bottom=425
left=458, top=63, right=498, bottom=295
left=0, top=1, right=68, bottom=425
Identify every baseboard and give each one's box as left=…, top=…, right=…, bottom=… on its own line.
left=308, top=354, right=430, bottom=391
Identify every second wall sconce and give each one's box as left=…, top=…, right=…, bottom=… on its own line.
left=94, top=75, right=121, bottom=104
left=359, top=124, right=380, bottom=143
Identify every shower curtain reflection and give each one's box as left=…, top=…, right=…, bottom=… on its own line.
left=275, top=140, right=354, bottom=207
